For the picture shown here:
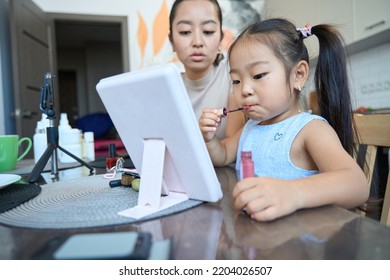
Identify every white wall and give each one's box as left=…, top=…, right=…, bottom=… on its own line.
left=304, top=42, right=390, bottom=111
left=349, top=42, right=390, bottom=110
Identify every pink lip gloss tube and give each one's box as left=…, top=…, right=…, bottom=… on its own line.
left=240, top=150, right=254, bottom=179
left=240, top=150, right=254, bottom=216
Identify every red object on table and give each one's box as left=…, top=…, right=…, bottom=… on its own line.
left=94, top=138, right=126, bottom=157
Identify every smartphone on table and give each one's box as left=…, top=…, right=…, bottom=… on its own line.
left=53, top=231, right=152, bottom=260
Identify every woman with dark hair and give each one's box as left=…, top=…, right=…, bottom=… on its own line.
left=169, top=0, right=245, bottom=140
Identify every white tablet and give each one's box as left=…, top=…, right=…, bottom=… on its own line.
left=96, top=64, right=222, bottom=218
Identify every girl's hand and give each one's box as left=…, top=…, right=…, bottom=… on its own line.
left=232, top=177, right=302, bottom=222
left=199, top=108, right=223, bottom=142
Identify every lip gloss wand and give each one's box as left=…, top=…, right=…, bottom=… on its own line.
left=222, top=107, right=243, bottom=116
left=222, top=105, right=251, bottom=117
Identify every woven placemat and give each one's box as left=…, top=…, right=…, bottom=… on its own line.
left=0, top=183, right=42, bottom=213
left=0, top=175, right=202, bottom=229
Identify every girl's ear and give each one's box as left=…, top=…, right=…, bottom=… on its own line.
left=293, top=60, right=309, bottom=91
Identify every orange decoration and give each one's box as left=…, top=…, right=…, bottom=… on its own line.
left=137, top=11, right=148, bottom=65
left=152, top=0, right=169, bottom=56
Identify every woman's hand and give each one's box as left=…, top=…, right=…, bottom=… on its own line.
left=199, top=108, right=224, bottom=142
left=232, top=177, right=302, bottom=222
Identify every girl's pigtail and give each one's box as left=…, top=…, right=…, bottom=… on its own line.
left=311, top=24, right=356, bottom=156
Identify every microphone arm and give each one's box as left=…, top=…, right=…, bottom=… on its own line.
left=39, top=73, right=56, bottom=123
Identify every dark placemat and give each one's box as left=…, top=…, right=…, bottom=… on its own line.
left=0, top=183, right=42, bottom=213
left=0, top=174, right=202, bottom=229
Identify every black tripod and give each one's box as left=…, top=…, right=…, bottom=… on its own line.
left=28, top=73, right=94, bottom=183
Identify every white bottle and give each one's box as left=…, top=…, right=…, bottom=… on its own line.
left=58, top=113, right=72, bottom=146
left=83, top=131, right=95, bottom=161
left=58, top=113, right=82, bottom=163
left=59, top=128, right=83, bottom=163
left=33, top=114, right=50, bottom=163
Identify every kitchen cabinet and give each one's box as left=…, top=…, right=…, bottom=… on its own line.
left=265, top=0, right=389, bottom=57
left=354, top=0, right=390, bottom=41
left=316, top=0, right=354, bottom=45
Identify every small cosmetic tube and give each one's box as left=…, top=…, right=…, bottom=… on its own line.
left=240, top=151, right=254, bottom=179
left=106, top=143, right=118, bottom=172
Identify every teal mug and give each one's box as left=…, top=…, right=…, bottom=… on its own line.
left=0, top=135, right=32, bottom=172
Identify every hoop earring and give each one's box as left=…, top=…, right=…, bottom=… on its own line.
left=214, top=52, right=224, bottom=66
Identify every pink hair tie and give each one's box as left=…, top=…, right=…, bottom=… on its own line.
left=297, top=23, right=312, bottom=38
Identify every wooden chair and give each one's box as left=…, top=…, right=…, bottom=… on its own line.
left=353, top=113, right=390, bottom=226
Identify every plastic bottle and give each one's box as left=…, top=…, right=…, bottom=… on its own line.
left=58, top=113, right=72, bottom=138
left=240, top=151, right=254, bottom=179
left=58, top=113, right=72, bottom=147
left=59, top=129, right=82, bottom=163
left=58, top=113, right=82, bottom=163
left=33, top=114, right=50, bottom=163
left=83, top=131, right=95, bottom=161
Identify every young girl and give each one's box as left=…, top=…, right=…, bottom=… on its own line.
left=168, top=0, right=245, bottom=140
left=199, top=18, right=369, bottom=221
